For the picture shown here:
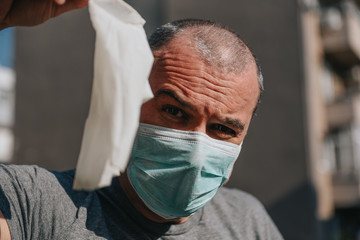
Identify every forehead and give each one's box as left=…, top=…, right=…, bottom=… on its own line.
left=149, top=35, right=260, bottom=118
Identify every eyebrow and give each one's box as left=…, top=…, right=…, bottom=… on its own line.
left=223, top=117, right=245, bottom=132
left=155, top=89, right=197, bottom=111
left=155, top=89, right=245, bottom=132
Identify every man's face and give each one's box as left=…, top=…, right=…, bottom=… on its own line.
left=140, top=35, right=260, bottom=145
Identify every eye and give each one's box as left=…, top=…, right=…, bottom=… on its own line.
left=161, top=105, right=186, bottom=119
left=209, top=124, right=237, bottom=138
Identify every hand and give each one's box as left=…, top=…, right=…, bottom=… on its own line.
left=0, top=0, right=89, bottom=30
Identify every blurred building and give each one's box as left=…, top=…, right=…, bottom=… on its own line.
left=3, top=0, right=360, bottom=239
left=0, top=28, right=15, bottom=163
left=314, top=0, right=360, bottom=239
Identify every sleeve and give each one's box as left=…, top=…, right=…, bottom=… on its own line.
left=216, top=188, right=284, bottom=240
left=236, top=191, right=284, bottom=240
left=0, top=164, right=33, bottom=239
left=0, top=164, right=79, bottom=240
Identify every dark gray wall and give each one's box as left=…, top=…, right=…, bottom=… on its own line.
left=14, top=8, right=94, bottom=170
left=14, top=1, right=318, bottom=239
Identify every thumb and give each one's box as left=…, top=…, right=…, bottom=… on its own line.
left=54, top=0, right=66, bottom=5
left=54, top=0, right=89, bottom=16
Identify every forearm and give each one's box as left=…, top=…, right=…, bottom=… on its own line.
left=0, top=0, right=88, bottom=30
left=0, top=209, right=11, bottom=240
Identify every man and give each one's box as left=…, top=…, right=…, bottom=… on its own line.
left=0, top=0, right=283, bottom=239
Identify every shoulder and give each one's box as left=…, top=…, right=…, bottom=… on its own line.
left=0, top=163, right=74, bottom=180
left=0, top=164, right=93, bottom=239
left=0, top=164, right=75, bottom=194
left=205, top=187, right=284, bottom=239
left=0, top=164, right=91, bottom=208
left=213, top=187, right=265, bottom=212
left=209, top=187, right=269, bottom=223
left=0, top=163, right=51, bottom=178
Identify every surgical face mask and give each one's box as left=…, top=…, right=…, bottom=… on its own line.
left=127, top=123, right=242, bottom=219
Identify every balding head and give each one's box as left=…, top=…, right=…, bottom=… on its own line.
left=149, top=19, right=264, bottom=98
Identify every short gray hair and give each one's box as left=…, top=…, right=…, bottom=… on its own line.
left=149, top=19, right=264, bottom=101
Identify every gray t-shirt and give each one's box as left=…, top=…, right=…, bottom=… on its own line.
left=0, top=164, right=283, bottom=239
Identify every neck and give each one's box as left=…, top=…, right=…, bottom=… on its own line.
left=118, top=171, right=190, bottom=224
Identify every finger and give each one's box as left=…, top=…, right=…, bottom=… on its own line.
left=0, top=0, right=13, bottom=19
left=54, top=0, right=66, bottom=6
left=54, top=0, right=89, bottom=16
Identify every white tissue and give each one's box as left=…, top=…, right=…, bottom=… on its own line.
left=73, top=0, right=154, bottom=190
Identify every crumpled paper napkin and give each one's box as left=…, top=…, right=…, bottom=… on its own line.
left=73, top=0, right=154, bottom=190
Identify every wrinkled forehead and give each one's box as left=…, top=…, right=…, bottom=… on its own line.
left=149, top=37, right=260, bottom=116
left=151, top=32, right=257, bottom=80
